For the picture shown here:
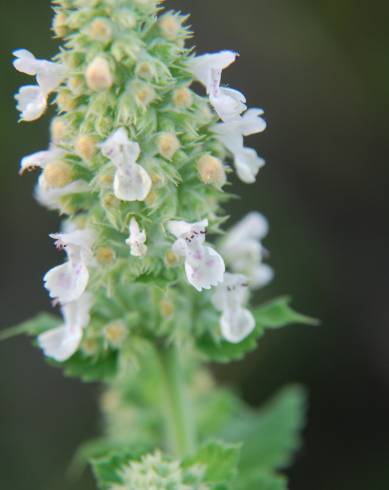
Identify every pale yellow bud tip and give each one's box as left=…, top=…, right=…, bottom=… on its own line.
left=165, top=250, right=180, bottom=267
left=75, top=134, right=96, bottom=161
left=50, top=118, right=67, bottom=144
left=197, top=154, right=226, bottom=187
left=96, top=246, right=116, bottom=265
left=158, top=132, right=180, bottom=160
left=104, top=321, right=127, bottom=347
left=160, top=299, right=174, bottom=318
left=173, top=87, right=193, bottom=109
left=159, top=15, right=181, bottom=40
left=85, top=56, right=113, bottom=91
left=43, top=161, right=73, bottom=188
left=52, top=12, right=68, bottom=37
left=88, top=18, right=112, bottom=42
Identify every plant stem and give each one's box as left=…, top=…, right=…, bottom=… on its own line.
left=156, top=343, right=196, bottom=458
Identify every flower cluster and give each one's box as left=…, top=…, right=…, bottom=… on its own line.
left=10, top=2, right=313, bottom=489
left=13, top=0, right=271, bottom=365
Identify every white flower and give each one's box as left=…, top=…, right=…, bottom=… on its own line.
left=209, top=87, right=247, bottom=122
left=220, top=212, right=273, bottom=289
left=13, top=49, right=66, bottom=93
left=44, top=229, right=95, bottom=304
left=35, top=176, right=89, bottom=210
left=234, top=147, right=265, bottom=184
left=213, top=108, right=266, bottom=183
left=190, top=50, right=237, bottom=95
left=13, top=49, right=66, bottom=121
left=213, top=108, right=267, bottom=150
left=38, top=292, right=93, bottom=362
left=100, top=128, right=152, bottom=201
left=190, top=50, right=247, bottom=122
left=212, top=273, right=255, bottom=343
left=125, top=218, right=147, bottom=257
left=19, top=146, right=64, bottom=174
left=167, top=219, right=225, bottom=291
left=15, top=85, right=47, bottom=121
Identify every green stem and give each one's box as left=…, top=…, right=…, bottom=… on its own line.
left=156, top=343, right=196, bottom=458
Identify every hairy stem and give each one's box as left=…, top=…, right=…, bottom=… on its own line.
left=156, top=343, right=196, bottom=458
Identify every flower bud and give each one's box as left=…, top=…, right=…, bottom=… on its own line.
left=57, top=90, right=77, bottom=112
left=96, top=246, right=116, bottom=265
left=50, top=117, right=68, bottom=144
left=88, top=18, right=112, bottom=43
left=197, top=154, right=226, bottom=187
left=75, top=134, right=96, bottom=161
left=157, top=132, right=180, bottom=160
left=134, top=83, right=155, bottom=107
left=159, top=14, right=181, bottom=40
left=104, top=321, right=127, bottom=348
left=81, top=337, right=99, bottom=356
left=172, top=87, right=193, bottom=109
left=98, top=172, right=114, bottom=187
left=68, top=76, right=84, bottom=94
left=136, top=62, right=154, bottom=80
left=102, top=193, right=120, bottom=209
left=52, top=12, right=68, bottom=38
left=85, top=56, right=113, bottom=92
left=165, top=250, right=180, bottom=267
left=160, top=299, right=174, bottom=318
left=145, top=190, right=157, bottom=206
left=43, top=161, right=74, bottom=188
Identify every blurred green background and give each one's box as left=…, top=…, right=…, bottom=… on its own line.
left=1, top=0, right=389, bottom=488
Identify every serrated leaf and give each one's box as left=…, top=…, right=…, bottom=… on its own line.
left=197, top=297, right=317, bottom=363
left=184, top=440, right=241, bottom=485
left=0, top=312, right=60, bottom=341
left=254, top=296, right=318, bottom=329
left=221, top=386, right=306, bottom=473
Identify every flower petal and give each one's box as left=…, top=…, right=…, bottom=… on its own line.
left=185, top=246, right=225, bottom=291
left=234, top=147, right=265, bottom=183
left=44, top=260, right=89, bottom=303
left=220, top=307, right=255, bottom=343
left=113, top=163, right=152, bottom=201
left=38, top=324, right=82, bottom=362
left=15, top=85, right=47, bottom=121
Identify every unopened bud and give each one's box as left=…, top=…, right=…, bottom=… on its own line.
left=96, top=246, right=116, bottom=265
left=160, top=299, right=174, bottom=318
left=81, top=337, right=99, bottom=356
left=85, top=56, right=113, bottom=91
left=75, top=134, right=96, bottom=161
left=134, top=84, right=155, bottom=107
left=88, top=18, right=112, bottom=43
left=173, top=87, right=193, bottom=109
left=197, top=154, right=226, bottom=187
left=159, top=14, right=181, bottom=40
left=102, top=193, right=120, bottom=208
left=145, top=190, right=157, bottom=206
left=165, top=250, right=180, bottom=267
left=68, top=76, right=84, bottom=94
left=57, top=90, right=77, bottom=112
left=98, top=172, right=114, bottom=187
left=50, top=117, right=68, bottom=143
left=104, top=321, right=127, bottom=347
left=52, top=12, right=68, bottom=37
left=157, top=132, right=180, bottom=160
left=43, top=161, right=73, bottom=188
left=136, top=62, right=154, bottom=80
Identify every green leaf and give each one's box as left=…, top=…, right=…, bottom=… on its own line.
left=221, top=386, right=306, bottom=473
left=91, top=450, right=137, bottom=489
left=184, top=440, right=241, bottom=485
left=254, top=296, right=319, bottom=330
left=0, top=312, right=60, bottom=341
left=62, top=350, right=118, bottom=383
left=197, top=297, right=317, bottom=363
left=236, top=471, right=287, bottom=490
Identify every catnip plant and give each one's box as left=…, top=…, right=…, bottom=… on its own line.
left=6, top=0, right=317, bottom=488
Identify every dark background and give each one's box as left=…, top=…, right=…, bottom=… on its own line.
left=1, top=0, right=389, bottom=488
